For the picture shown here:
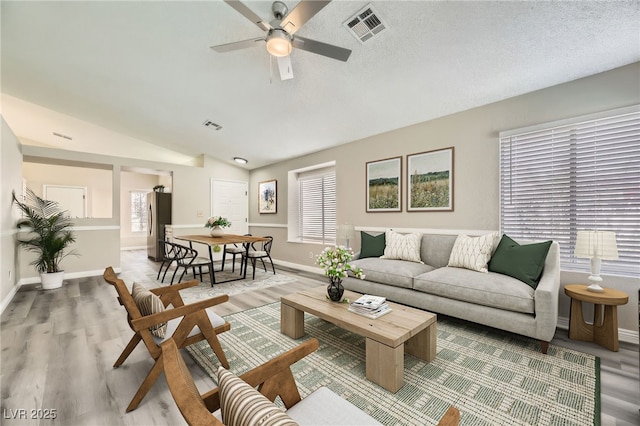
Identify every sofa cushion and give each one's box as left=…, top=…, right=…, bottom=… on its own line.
left=420, top=234, right=458, bottom=268
left=350, top=257, right=435, bottom=289
left=488, top=234, right=552, bottom=289
left=381, top=230, right=423, bottom=263
left=413, top=267, right=535, bottom=314
left=447, top=232, right=499, bottom=273
left=359, top=231, right=385, bottom=258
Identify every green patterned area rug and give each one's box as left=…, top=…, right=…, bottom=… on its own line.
left=187, top=303, right=600, bottom=426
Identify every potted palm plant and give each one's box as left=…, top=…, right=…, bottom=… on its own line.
left=12, top=188, right=77, bottom=290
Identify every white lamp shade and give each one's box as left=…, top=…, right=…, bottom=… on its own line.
left=336, top=224, right=355, bottom=241
left=574, top=230, right=619, bottom=260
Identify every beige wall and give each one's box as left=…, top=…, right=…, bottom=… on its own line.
left=1, top=117, right=24, bottom=308
left=22, top=162, right=113, bottom=218
left=249, top=62, right=640, bottom=335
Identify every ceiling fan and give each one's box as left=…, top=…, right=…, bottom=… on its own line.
left=211, top=0, right=352, bottom=80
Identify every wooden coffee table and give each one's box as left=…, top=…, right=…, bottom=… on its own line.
left=280, top=286, right=437, bottom=393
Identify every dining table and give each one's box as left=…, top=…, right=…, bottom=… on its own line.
left=174, top=234, right=270, bottom=284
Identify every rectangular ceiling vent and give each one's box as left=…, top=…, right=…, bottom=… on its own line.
left=202, top=120, right=222, bottom=131
left=344, top=4, right=387, bottom=44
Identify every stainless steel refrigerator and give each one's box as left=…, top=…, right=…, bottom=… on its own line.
left=147, top=192, right=172, bottom=261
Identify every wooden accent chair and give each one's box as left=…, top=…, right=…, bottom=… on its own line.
left=161, top=337, right=460, bottom=426
left=103, top=267, right=230, bottom=412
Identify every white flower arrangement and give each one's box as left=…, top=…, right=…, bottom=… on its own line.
left=316, top=246, right=365, bottom=282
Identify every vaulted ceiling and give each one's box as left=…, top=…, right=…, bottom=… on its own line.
left=2, top=1, right=639, bottom=169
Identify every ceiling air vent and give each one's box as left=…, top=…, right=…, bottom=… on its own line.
left=202, top=120, right=222, bottom=131
left=344, top=4, right=387, bottom=44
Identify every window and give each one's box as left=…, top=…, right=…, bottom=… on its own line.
left=499, top=106, right=639, bottom=277
left=288, top=162, right=336, bottom=244
left=131, top=191, right=148, bottom=233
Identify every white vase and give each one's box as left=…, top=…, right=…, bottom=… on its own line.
left=210, top=226, right=224, bottom=237
left=40, top=271, right=64, bottom=290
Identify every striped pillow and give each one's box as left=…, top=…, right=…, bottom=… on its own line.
left=218, top=367, right=297, bottom=426
left=131, top=283, right=167, bottom=338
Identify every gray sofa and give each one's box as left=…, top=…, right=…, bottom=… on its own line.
left=343, top=233, right=560, bottom=353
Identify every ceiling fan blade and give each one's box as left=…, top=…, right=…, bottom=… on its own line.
left=276, top=56, right=294, bottom=80
left=223, top=0, right=272, bottom=31
left=210, top=37, right=265, bottom=53
left=279, top=0, right=331, bottom=35
left=293, top=36, right=351, bottom=62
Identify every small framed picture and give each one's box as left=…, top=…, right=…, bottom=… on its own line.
left=407, top=147, right=454, bottom=211
left=258, top=179, right=277, bottom=214
left=366, top=156, right=402, bottom=212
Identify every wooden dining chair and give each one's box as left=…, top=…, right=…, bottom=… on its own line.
left=223, top=233, right=251, bottom=273
left=103, top=266, right=230, bottom=412
left=245, top=236, right=275, bottom=279
left=171, top=242, right=214, bottom=285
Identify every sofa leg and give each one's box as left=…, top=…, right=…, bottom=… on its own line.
left=540, top=341, right=549, bottom=354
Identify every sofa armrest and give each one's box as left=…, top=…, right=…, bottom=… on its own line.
left=533, top=241, right=560, bottom=341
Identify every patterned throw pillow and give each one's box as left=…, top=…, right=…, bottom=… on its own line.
left=447, top=232, right=499, bottom=273
left=380, top=230, right=423, bottom=263
left=218, top=367, right=297, bottom=426
left=131, top=282, right=167, bottom=338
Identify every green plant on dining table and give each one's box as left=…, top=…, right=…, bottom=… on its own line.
left=204, top=216, right=231, bottom=228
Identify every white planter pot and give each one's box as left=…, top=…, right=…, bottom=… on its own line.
left=210, top=226, right=225, bottom=237
left=40, top=271, right=64, bottom=290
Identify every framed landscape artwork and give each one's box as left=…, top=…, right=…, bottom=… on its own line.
left=407, top=147, right=454, bottom=211
left=258, top=179, right=277, bottom=214
left=366, top=157, right=402, bottom=212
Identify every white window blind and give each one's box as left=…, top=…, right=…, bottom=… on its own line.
left=298, top=171, right=336, bottom=244
left=130, top=191, right=148, bottom=233
left=500, top=107, right=640, bottom=277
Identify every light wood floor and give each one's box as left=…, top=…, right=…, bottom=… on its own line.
left=1, top=251, right=638, bottom=425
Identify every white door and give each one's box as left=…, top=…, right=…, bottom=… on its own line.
left=211, top=179, right=248, bottom=235
left=44, top=185, right=86, bottom=218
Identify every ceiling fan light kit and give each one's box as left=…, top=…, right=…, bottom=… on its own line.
left=212, top=0, right=351, bottom=80
left=266, top=29, right=292, bottom=57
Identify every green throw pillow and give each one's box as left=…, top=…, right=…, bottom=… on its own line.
left=359, top=232, right=385, bottom=258
left=488, top=234, right=552, bottom=289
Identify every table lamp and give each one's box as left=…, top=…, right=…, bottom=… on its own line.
left=574, top=230, right=618, bottom=292
left=337, top=224, right=355, bottom=248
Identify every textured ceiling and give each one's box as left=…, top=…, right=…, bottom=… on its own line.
left=2, top=1, right=639, bottom=169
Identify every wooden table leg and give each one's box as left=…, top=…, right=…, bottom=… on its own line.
left=593, top=304, right=619, bottom=351
left=405, top=322, right=437, bottom=362
left=365, top=338, right=404, bottom=393
left=569, top=298, right=594, bottom=342
left=280, top=303, right=305, bottom=339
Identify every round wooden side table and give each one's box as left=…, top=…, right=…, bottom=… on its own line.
left=564, top=284, right=629, bottom=351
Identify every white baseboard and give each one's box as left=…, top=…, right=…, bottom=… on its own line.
left=0, top=285, right=20, bottom=315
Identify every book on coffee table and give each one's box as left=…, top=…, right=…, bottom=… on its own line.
left=348, top=302, right=392, bottom=319
left=351, top=294, right=386, bottom=309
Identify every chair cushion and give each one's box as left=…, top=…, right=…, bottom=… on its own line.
left=447, top=232, right=499, bottom=273
left=286, top=387, right=383, bottom=425
left=248, top=250, right=267, bottom=257
left=153, top=308, right=226, bottom=345
left=217, top=366, right=297, bottom=426
left=131, top=283, right=167, bottom=338
left=225, top=246, right=246, bottom=254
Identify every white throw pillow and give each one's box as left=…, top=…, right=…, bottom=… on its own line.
left=447, top=232, right=499, bottom=273
left=381, top=230, right=423, bottom=264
